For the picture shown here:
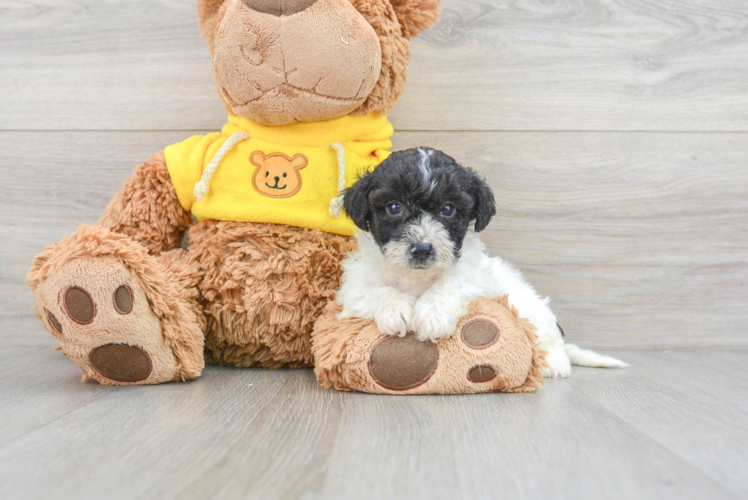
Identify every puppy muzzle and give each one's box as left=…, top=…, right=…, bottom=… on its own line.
left=409, top=242, right=434, bottom=267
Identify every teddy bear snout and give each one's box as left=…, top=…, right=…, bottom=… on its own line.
left=243, top=0, right=318, bottom=16
left=213, top=0, right=382, bottom=126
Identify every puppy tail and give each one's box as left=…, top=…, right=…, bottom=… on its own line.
left=565, top=343, right=629, bottom=368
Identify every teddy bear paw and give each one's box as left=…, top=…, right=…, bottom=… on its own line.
left=32, top=255, right=180, bottom=385
left=314, top=297, right=547, bottom=394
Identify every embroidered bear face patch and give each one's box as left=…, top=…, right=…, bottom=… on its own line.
left=250, top=151, right=307, bottom=198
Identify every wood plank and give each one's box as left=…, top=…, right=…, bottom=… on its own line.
left=0, top=358, right=347, bottom=500
left=0, top=131, right=191, bottom=346
left=318, top=365, right=740, bottom=500
left=396, top=0, right=748, bottom=132
left=393, top=131, right=748, bottom=349
left=570, top=349, right=748, bottom=498
left=0, top=346, right=111, bottom=448
left=0, top=348, right=742, bottom=500
left=2, top=130, right=747, bottom=348
left=1, top=0, right=748, bottom=132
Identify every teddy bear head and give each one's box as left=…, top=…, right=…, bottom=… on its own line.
left=198, top=0, right=440, bottom=126
left=249, top=151, right=308, bottom=198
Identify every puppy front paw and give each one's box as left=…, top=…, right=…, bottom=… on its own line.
left=375, top=298, right=415, bottom=337
left=542, top=348, right=572, bottom=378
left=411, top=298, right=460, bottom=343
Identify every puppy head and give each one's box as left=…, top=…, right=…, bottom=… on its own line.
left=344, top=148, right=496, bottom=271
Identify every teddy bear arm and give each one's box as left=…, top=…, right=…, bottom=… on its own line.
left=98, top=152, right=192, bottom=255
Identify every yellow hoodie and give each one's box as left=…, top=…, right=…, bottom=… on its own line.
left=164, top=113, right=393, bottom=236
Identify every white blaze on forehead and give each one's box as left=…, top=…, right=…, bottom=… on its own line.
left=417, top=148, right=437, bottom=193
left=417, top=148, right=430, bottom=181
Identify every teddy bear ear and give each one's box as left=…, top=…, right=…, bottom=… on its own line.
left=389, top=0, right=441, bottom=39
left=290, top=155, right=308, bottom=170
left=250, top=151, right=266, bottom=167
left=197, top=0, right=228, bottom=38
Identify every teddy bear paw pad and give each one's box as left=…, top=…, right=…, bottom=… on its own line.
left=89, top=344, right=152, bottom=383
left=467, top=365, right=497, bottom=383
left=64, top=287, right=96, bottom=324
left=45, top=309, right=64, bottom=335
left=461, top=318, right=499, bottom=349
left=369, top=333, right=438, bottom=391
left=113, top=285, right=133, bottom=314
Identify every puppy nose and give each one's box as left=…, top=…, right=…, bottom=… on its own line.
left=410, top=242, right=433, bottom=260
left=274, top=176, right=280, bottom=182
left=243, top=0, right=318, bottom=16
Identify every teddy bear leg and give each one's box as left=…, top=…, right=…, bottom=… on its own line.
left=26, top=225, right=205, bottom=385
left=189, top=221, right=354, bottom=369
left=313, top=296, right=549, bottom=394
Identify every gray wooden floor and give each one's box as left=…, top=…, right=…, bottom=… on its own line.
left=2, top=0, right=748, bottom=498
left=0, top=348, right=744, bottom=500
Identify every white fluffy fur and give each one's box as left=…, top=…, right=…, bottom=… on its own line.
left=338, top=230, right=628, bottom=378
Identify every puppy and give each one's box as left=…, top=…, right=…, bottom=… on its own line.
left=338, top=148, right=627, bottom=378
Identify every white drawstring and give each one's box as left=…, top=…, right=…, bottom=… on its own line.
left=193, top=131, right=250, bottom=203
left=329, top=142, right=346, bottom=216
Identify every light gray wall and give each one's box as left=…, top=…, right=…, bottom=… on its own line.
left=2, top=0, right=746, bottom=348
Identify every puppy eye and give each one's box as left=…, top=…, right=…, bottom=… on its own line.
left=283, top=173, right=287, bottom=178
left=265, top=171, right=269, bottom=177
left=440, top=204, right=456, bottom=217
left=386, top=203, right=403, bottom=216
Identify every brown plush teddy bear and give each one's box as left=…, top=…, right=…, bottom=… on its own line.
left=26, top=0, right=441, bottom=385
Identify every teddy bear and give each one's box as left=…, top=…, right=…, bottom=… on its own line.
left=26, top=0, right=443, bottom=385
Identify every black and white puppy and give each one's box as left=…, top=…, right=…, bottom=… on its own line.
left=338, top=148, right=627, bottom=378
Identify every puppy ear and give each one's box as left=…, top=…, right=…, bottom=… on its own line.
left=343, top=171, right=377, bottom=232
left=468, top=170, right=496, bottom=232
left=390, top=0, right=441, bottom=39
